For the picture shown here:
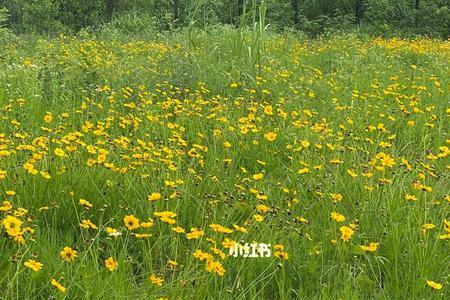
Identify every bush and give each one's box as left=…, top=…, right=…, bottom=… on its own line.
left=20, top=0, right=71, bottom=34
left=363, top=0, right=450, bottom=38
left=300, top=11, right=355, bottom=37
left=96, top=12, right=158, bottom=39
left=0, top=7, right=17, bottom=45
left=415, top=1, right=450, bottom=38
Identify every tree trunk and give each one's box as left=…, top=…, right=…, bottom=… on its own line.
left=237, top=0, right=244, bottom=17
left=235, top=0, right=244, bottom=27
left=173, top=0, right=180, bottom=22
left=354, top=0, right=364, bottom=24
left=291, top=0, right=300, bottom=26
left=414, top=0, right=419, bottom=27
left=7, top=0, right=21, bottom=28
left=106, top=0, right=114, bottom=22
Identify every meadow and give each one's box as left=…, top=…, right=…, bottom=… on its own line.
left=0, top=30, right=449, bottom=299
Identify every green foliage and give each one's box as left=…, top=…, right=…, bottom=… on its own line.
left=0, top=0, right=449, bottom=38
left=415, top=0, right=450, bottom=37
left=0, top=30, right=449, bottom=299
left=300, top=11, right=356, bottom=36
left=264, top=0, right=294, bottom=30
left=20, top=0, right=69, bottom=34
left=0, top=7, right=17, bottom=45
left=97, top=12, right=158, bottom=38
left=363, top=0, right=450, bottom=37
left=0, top=6, right=7, bottom=24
left=58, top=0, right=104, bottom=32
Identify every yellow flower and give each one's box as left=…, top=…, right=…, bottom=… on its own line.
left=78, top=198, right=93, bottom=209
left=186, top=228, right=205, bottom=239
left=106, top=227, right=122, bottom=237
left=154, top=211, right=177, bottom=218
left=172, top=226, right=185, bottom=233
left=360, top=242, right=379, bottom=252
left=426, top=280, right=443, bottom=290
left=330, top=212, right=346, bottom=223
left=264, top=131, right=277, bottom=142
left=232, top=224, right=247, bottom=233
left=298, top=167, right=310, bottom=174
left=60, top=247, right=77, bottom=262
left=274, top=244, right=284, bottom=251
left=221, top=239, right=236, bottom=249
left=421, top=223, right=436, bottom=235
left=264, top=105, right=273, bottom=115
left=256, top=204, right=270, bottom=213
left=2, top=215, right=23, bottom=236
left=252, top=173, right=264, bottom=181
left=339, top=226, right=354, bottom=242
left=274, top=251, right=289, bottom=260
left=44, top=112, right=53, bottom=123
left=296, top=216, right=309, bottom=224
left=376, top=152, right=396, bottom=167
left=123, top=215, right=140, bottom=230
left=209, top=223, right=233, bottom=234
left=141, top=220, right=154, bottom=228
left=40, top=171, right=51, bottom=179
left=14, top=234, right=25, bottom=244
left=79, top=219, right=98, bottom=229
left=5, top=190, right=15, bottom=196
left=407, top=120, right=415, bottom=127
left=330, top=193, right=343, bottom=203
left=148, top=192, right=162, bottom=202
left=54, top=148, right=66, bottom=157
left=51, top=279, right=66, bottom=293
left=253, top=214, right=264, bottom=222
left=154, top=211, right=176, bottom=225
left=301, top=140, right=310, bottom=148
left=149, top=275, right=164, bottom=286
left=205, top=259, right=225, bottom=276
left=105, top=257, right=118, bottom=272
left=24, top=259, right=43, bottom=272
left=167, top=260, right=178, bottom=270
left=256, top=193, right=267, bottom=201
left=405, top=194, right=417, bottom=201
left=347, top=169, right=358, bottom=178
left=330, top=158, right=344, bottom=164
left=0, top=200, right=13, bottom=212
left=14, top=208, right=27, bottom=217
left=133, top=233, right=152, bottom=239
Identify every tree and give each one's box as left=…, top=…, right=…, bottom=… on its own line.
left=238, top=0, right=244, bottom=17
left=291, top=0, right=301, bottom=26
left=173, top=0, right=180, bottom=22
left=106, top=0, right=115, bottom=21
left=414, top=0, right=419, bottom=27
left=354, top=0, right=365, bottom=24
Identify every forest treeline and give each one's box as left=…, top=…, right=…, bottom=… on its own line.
left=0, top=0, right=449, bottom=38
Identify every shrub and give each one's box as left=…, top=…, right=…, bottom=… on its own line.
left=0, top=7, right=17, bottom=45
left=96, top=12, right=158, bottom=39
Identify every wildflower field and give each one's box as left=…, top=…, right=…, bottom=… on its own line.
left=0, top=32, right=449, bottom=299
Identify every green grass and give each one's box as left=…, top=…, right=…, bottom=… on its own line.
left=0, top=29, right=449, bottom=299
